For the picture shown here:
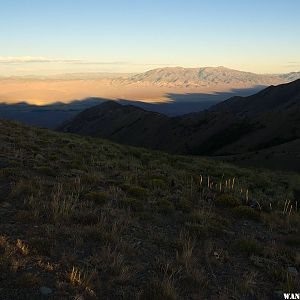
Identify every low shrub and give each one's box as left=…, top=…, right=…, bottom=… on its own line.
left=11, top=180, right=38, bottom=198
left=123, top=185, right=148, bottom=199
left=36, top=166, right=56, bottom=176
left=283, top=236, right=300, bottom=247
left=17, top=273, right=41, bottom=287
left=215, top=194, right=240, bottom=207
left=235, top=238, right=263, bottom=256
left=120, top=197, right=144, bottom=212
left=141, top=278, right=178, bottom=300
left=233, top=206, right=260, bottom=220
left=149, top=178, right=168, bottom=189
left=175, top=199, right=192, bottom=212
left=85, top=191, right=109, bottom=205
left=157, top=199, right=175, bottom=214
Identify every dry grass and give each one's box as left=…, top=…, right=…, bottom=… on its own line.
left=238, top=271, right=258, bottom=296
left=68, top=266, right=96, bottom=296
left=142, top=263, right=180, bottom=300
left=176, top=231, right=195, bottom=270
left=16, top=239, right=29, bottom=256
left=0, top=119, right=299, bottom=299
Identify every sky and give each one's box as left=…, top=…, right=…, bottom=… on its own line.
left=0, top=0, right=300, bottom=76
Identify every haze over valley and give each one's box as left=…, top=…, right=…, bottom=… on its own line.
left=1, top=66, right=300, bottom=105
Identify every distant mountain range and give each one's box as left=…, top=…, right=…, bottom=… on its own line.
left=0, top=67, right=300, bottom=135
left=117, top=66, right=300, bottom=88
left=59, top=79, right=300, bottom=172
left=3, top=66, right=298, bottom=87
left=278, top=71, right=300, bottom=82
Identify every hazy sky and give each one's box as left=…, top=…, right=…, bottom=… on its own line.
left=1, top=0, right=300, bottom=75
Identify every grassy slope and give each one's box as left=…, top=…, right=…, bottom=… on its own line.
left=0, top=119, right=300, bottom=300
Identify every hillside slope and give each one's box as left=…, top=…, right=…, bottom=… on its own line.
left=59, top=80, right=300, bottom=171
left=1, top=119, right=300, bottom=299
left=58, top=101, right=172, bottom=149
left=211, top=79, right=300, bottom=116
left=209, top=80, right=300, bottom=157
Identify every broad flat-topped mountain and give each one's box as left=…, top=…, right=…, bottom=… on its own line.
left=59, top=79, right=300, bottom=171
left=122, top=66, right=298, bottom=87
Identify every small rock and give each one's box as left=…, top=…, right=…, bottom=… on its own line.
left=0, top=160, right=9, bottom=168
left=250, top=255, right=277, bottom=269
left=40, top=286, right=52, bottom=296
left=287, top=266, right=298, bottom=276
left=0, top=202, right=11, bottom=208
left=70, top=169, right=85, bottom=176
left=223, top=230, right=235, bottom=236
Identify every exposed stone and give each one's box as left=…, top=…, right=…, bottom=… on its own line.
left=0, top=202, right=11, bottom=208
left=70, top=169, right=85, bottom=176
left=287, top=266, right=298, bottom=276
left=223, top=229, right=235, bottom=236
left=0, top=160, right=9, bottom=168
left=40, top=286, right=52, bottom=296
left=250, top=255, right=277, bottom=269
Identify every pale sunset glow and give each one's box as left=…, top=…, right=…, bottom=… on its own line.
left=1, top=0, right=299, bottom=76
left=0, top=0, right=299, bottom=104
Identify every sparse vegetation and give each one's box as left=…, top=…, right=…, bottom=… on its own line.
left=233, top=205, right=261, bottom=220
left=215, top=193, right=240, bottom=207
left=85, top=190, right=109, bottom=205
left=235, top=238, right=263, bottom=256
left=0, top=119, right=299, bottom=299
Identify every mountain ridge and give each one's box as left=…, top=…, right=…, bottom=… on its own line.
left=122, top=66, right=299, bottom=87
left=210, top=78, right=300, bottom=116
left=1, top=66, right=300, bottom=105
left=59, top=79, right=300, bottom=171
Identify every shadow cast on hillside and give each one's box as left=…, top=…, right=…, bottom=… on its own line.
left=117, top=86, right=264, bottom=115
left=0, top=86, right=265, bottom=127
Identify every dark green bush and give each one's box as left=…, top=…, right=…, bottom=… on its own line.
left=235, top=238, right=263, bottom=256
left=85, top=191, right=108, bottom=205
left=120, top=197, right=144, bottom=211
left=123, top=185, right=148, bottom=199
left=175, top=198, right=192, bottom=212
left=157, top=198, right=175, bottom=214
left=233, top=205, right=260, bottom=220
left=36, top=166, right=56, bottom=176
left=215, top=194, right=240, bottom=207
left=149, top=178, right=167, bottom=189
